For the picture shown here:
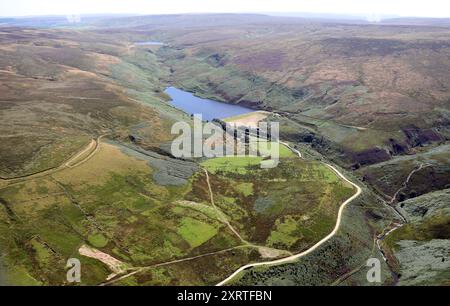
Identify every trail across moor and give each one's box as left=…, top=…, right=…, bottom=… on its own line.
left=216, top=142, right=362, bottom=286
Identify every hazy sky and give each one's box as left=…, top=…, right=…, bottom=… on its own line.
left=1, top=0, right=449, bottom=18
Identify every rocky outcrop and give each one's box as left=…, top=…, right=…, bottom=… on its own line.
left=402, top=126, right=443, bottom=147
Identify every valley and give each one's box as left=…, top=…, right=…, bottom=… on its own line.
left=0, top=13, right=448, bottom=286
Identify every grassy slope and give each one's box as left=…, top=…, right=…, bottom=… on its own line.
left=359, top=144, right=450, bottom=201
left=0, top=141, right=239, bottom=285
left=153, top=22, right=450, bottom=167
left=0, top=27, right=177, bottom=178
left=233, top=188, right=396, bottom=286
left=1, top=16, right=447, bottom=286
left=138, top=18, right=449, bottom=284
left=201, top=154, right=355, bottom=251
left=0, top=136, right=357, bottom=285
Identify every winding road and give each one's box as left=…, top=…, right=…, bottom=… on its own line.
left=0, top=135, right=105, bottom=188
left=0, top=123, right=370, bottom=286
left=216, top=142, right=362, bottom=286
left=98, top=135, right=363, bottom=286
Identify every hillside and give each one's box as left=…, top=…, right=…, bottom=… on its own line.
left=0, top=25, right=372, bottom=285
left=139, top=19, right=450, bottom=167
left=0, top=14, right=448, bottom=286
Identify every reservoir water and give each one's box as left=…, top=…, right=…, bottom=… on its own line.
left=134, top=41, right=165, bottom=46
left=164, top=87, right=254, bottom=121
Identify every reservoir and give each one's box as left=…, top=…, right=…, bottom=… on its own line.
left=164, top=87, right=254, bottom=121
left=134, top=41, right=165, bottom=46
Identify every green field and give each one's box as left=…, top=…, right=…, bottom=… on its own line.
left=0, top=138, right=354, bottom=285
left=2, top=15, right=445, bottom=286
left=201, top=156, right=263, bottom=174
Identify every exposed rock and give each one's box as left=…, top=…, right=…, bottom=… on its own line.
left=391, top=189, right=450, bottom=285
left=402, top=126, right=443, bottom=147
left=114, top=141, right=199, bottom=186
left=395, top=239, right=450, bottom=286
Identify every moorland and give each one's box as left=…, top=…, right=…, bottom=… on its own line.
left=0, top=13, right=448, bottom=285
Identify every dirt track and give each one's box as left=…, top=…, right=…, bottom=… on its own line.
left=0, top=135, right=105, bottom=189
left=216, top=142, right=362, bottom=286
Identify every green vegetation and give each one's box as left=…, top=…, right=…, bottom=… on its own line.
left=201, top=156, right=263, bottom=174
left=232, top=191, right=397, bottom=286
left=0, top=135, right=357, bottom=285
left=157, top=19, right=449, bottom=171
left=250, top=140, right=295, bottom=158
left=3, top=266, right=42, bottom=286
left=0, top=141, right=242, bottom=285
left=197, top=154, right=354, bottom=250
left=2, top=15, right=446, bottom=287
left=267, top=216, right=300, bottom=248
left=0, top=27, right=174, bottom=179
left=88, top=233, right=109, bottom=248
left=360, top=144, right=450, bottom=201
left=177, top=217, right=218, bottom=248
left=235, top=182, right=253, bottom=197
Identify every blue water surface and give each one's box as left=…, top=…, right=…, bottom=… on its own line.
left=135, top=41, right=165, bottom=46
left=164, top=87, right=253, bottom=121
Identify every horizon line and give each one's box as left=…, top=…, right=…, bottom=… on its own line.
left=1, top=11, right=450, bottom=20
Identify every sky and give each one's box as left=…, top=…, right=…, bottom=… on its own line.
left=1, top=0, right=449, bottom=18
